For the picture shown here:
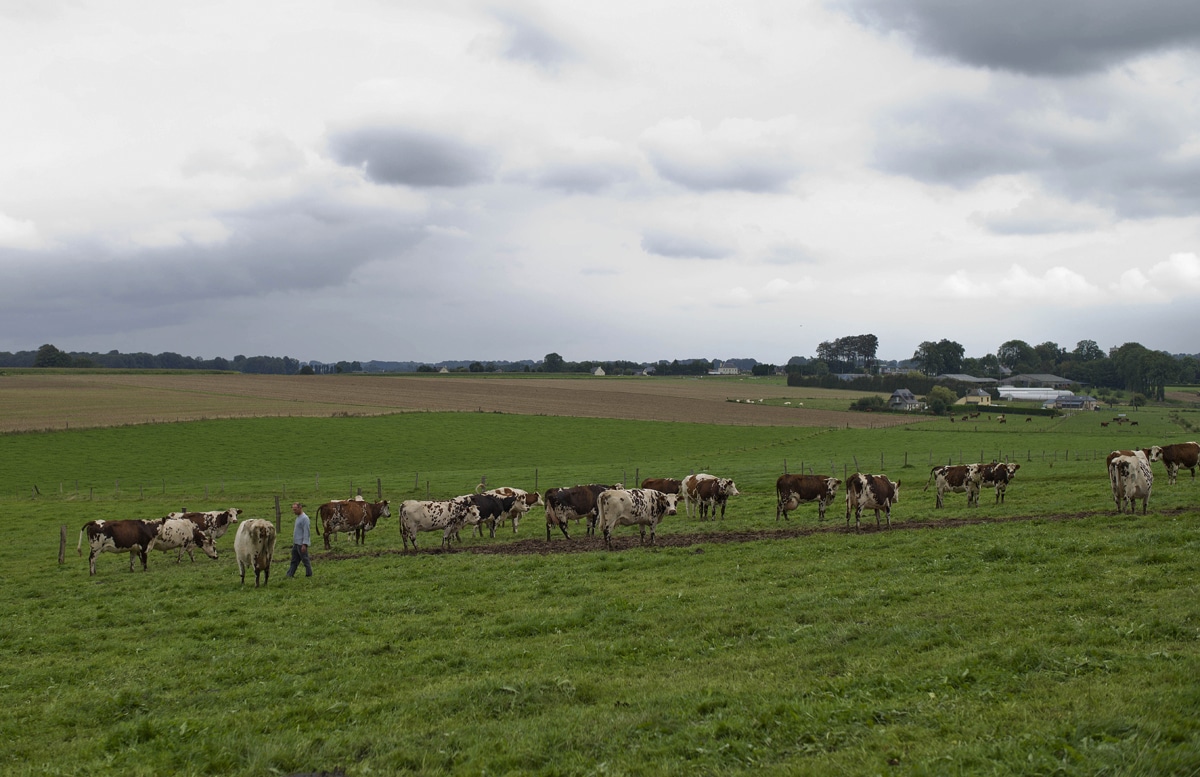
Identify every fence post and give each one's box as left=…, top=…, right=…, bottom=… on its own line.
left=59, top=525, right=67, bottom=565
left=377, top=478, right=382, bottom=501
left=784, top=459, right=788, bottom=474
left=274, top=496, right=281, bottom=531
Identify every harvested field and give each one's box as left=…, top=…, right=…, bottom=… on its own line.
left=0, top=373, right=919, bottom=432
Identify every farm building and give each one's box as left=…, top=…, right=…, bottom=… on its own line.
left=955, top=388, right=993, bottom=406
left=592, top=366, right=606, bottom=376
left=936, top=373, right=998, bottom=385
left=888, top=388, right=922, bottom=411
left=1055, top=395, right=1099, bottom=411
left=997, top=386, right=1074, bottom=402
left=708, top=362, right=740, bottom=375
left=1001, top=373, right=1073, bottom=389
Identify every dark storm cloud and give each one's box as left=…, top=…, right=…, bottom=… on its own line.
left=873, top=95, right=1200, bottom=219
left=640, top=229, right=731, bottom=260
left=0, top=198, right=424, bottom=342
left=840, top=0, right=1200, bottom=75
left=492, top=9, right=576, bottom=71
left=327, top=126, right=495, bottom=188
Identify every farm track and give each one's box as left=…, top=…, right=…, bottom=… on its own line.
left=321, top=506, right=1182, bottom=558
left=0, top=373, right=922, bottom=431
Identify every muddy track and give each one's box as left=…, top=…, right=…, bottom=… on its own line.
left=319, top=507, right=1189, bottom=559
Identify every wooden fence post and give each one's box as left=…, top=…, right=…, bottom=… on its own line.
left=377, top=478, right=382, bottom=501
left=59, top=525, right=67, bottom=565
left=274, top=496, right=281, bottom=531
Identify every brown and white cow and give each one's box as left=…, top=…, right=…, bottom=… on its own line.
left=483, top=487, right=541, bottom=533
left=923, top=464, right=983, bottom=508
left=78, top=519, right=162, bottom=576
left=543, top=484, right=621, bottom=540
left=775, top=474, right=841, bottom=521
left=596, top=488, right=678, bottom=549
left=845, top=473, right=900, bottom=531
left=1108, top=453, right=1154, bottom=514
left=165, top=508, right=241, bottom=560
left=316, top=499, right=391, bottom=549
left=694, top=477, right=739, bottom=520
left=681, top=473, right=719, bottom=518
left=977, top=462, right=1021, bottom=505
left=640, top=477, right=683, bottom=496
left=398, top=497, right=482, bottom=551
left=148, top=517, right=219, bottom=563
left=234, top=518, right=277, bottom=587
left=1149, top=442, right=1200, bottom=485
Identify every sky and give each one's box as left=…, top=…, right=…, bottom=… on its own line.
left=3, top=0, right=1200, bottom=365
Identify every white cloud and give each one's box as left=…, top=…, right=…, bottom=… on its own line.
left=641, top=116, right=805, bottom=192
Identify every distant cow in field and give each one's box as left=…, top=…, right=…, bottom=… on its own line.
left=775, top=474, right=841, bottom=522
left=148, top=517, right=219, bottom=563
left=596, top=488, right=678, bottom=549
left=695, top=477, right=739, bottom=520
left=923, top=464, right=983, bottom=508
left=399, top=497, right=482, bottom=551
left=997, top=415, right=1007, bottom=424
left=317, top=499, right=390, bottom=549
left=78, top=519, right=162, bottom=576
left=1149, top=442, right=1200, bottom=485
left=543, top=484, right=620, bottom=540
left=1109, top=454, right=1153, bottom=514
left=845, top=473, right=900, bottom=531
left=235, top=519, right=277, bottom=587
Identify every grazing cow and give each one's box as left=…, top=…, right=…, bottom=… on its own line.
left=640, top=477, right=683, bottom=496
left=775, top=474, right=841, bottom=522
left=923, top=464, right=983, bottom=508
left=845, top=473, right=900, bottom=531
left=543, top=484, right=620, bottom=540
left=398, top=497, right=482, bottom=551
left=1148, top=442, right=1200, bottom=485
left=681, top=473, right=719, bottom=518
left=694, top=477, right=740, bottom=520
left=148, top=517, right=219, bottom=563
left=1108, top=454, right=1154, bottom=514
left=467, top=493, right=519, bottom=538
left=977, top=462, right=1021, bottom=504
left=165, top=508, right=241, bottom=560
left=78, top=519, right=162, bottom=576
left=316, top=499, right=391, bottom=549
left=234, top=519, right=277, bottom=587
left=1101, top=422, right=1109, bottom=427
left=997, top=415, right=1007, bottom=424
left=482, top=487, right=541, bottom=533
left=596, top=488, right=678, bottom=549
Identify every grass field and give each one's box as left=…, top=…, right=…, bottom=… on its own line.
left=1, top=375, right=1197, bottom=775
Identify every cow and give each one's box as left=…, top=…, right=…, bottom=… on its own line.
left=923, top=464, right=983, bottom=508
left=78, top=519, right=162, bottom=576
left=845, top=473, right=900, bottom=531
left=467, top=493, right=519, bottom=538
left=148, top=516, right=219, bottom=563
left=681, top=473, right=719, bottom=518
left=165, top=508, right=241, bottom=560
left=596, top=488, right=678, bottom=549
left=775, top=474, right=841, bottom=522
left=977, top=462, right=1021, bottom=505
left=1148, top=442, right=1200, bottom=485
left=398, top=497, right=482, bottom=551
left=1106, top=449, right=1152, bottom=469
left=997, top=415, right=1006, bottom=424
left=482, top=487, right=541, bottom=533
left=694, top=477, right=739, bottom=520
left=1109, top=453, right=1153, bottom=514
left=234, top=519, right=277, bottom=587
left=640, top=477, right=683, bottom=496
left=316, top=499, right=390, bottom=549
left=543, top=484, right=620, bottom=540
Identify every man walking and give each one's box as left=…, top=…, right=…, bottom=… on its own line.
left=286, top=501, right=312, bottom=578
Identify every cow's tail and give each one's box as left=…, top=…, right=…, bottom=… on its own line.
left=922, top=467, right=938, bottom=491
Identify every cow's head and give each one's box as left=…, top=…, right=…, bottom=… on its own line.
left=194, top=527, right=219, bottom=560
left=720, top=478, right=740, bottom=497
left=663, top=493, right=678, bottom=516
left=379, top=500, right=391, bottom=518
left=1148, top=446, right=1163, bottom=462
left=890, top=479, right=901, bottom=503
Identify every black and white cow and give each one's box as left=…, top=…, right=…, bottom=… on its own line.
left=923, top=464, right=983, bottom=508
left=468, top=493, right=519, bottom=538
left=149, top=517, right=219, bottom=563
left=482, top=487, right=541, bottom=533
left=596, top=488, right=678, bottom=549
left=399, top=497, right=482, bottom=551
left=845, top=473, right=901, bottom=531
left=693, top=477, right=739, bottom=520
left=234, top=518, right=277, bottom=587
left=165, top=508, right=241, bottom=559
left=1108, top=453, right=1154, bottom=514
left=977, top=462, right=1020, bottom=505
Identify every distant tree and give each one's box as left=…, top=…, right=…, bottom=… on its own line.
left=751, top=364, right=775, bottom=377
left=1072, top=339, right=1104, bottom=362
left=997, top=340, right=1036, bottom=372
left=850, top=395, right=885, bottom=412
left=912, top=340, right=964, bottom=376
left=34, top=344, right=72, bottom=368
left=299, top=364, right=315, bottom=375
left=542, top=352, right=565, bottom=373
left=1130, top=392, right=1147, bottom=409
left=469, top=362, right=485, bottom=372
left=416, top=364, right=435, bottom=372
left=925, top=385, right=957, bottom=415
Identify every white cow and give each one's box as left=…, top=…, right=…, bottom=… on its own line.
left=148, top=517, right=219, bottom=562
left=845, top=473, right=901, bottom=531
left=165, top=508, right=241, bottom=560
left=399, top=497, right=482, bottom=551
left=596, top=488, right=678, bottom=549
left=1108, top=453, right=1153, bottom=514
left=680, top=473, right=718, bottom=518
left=234, top=519, right=277, bottom=587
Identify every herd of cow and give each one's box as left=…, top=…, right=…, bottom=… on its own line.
left=76, top=441, right=1198, bottom=580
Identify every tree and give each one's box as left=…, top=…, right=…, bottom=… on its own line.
left=925, top=385, right=957, bottom=415
left=751, top=363, right=775, bottom=376
left=542, top=352, right=565, bottom=373
left=1034, top=341, right=1066, bottom=372
left=997, top=340, right=1036, bottom=372
left=34, top=344, right=72, bottom=368
left=912, top=339, right=964, bottom=376
left=1072, top=339, right=1104, bottom=362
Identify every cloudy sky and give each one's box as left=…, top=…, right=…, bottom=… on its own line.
left=4, top=0, right=1200, bottom=364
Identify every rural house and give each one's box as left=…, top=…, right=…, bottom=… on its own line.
left=888, top=388, right=922, bottom=411
left=955, top=388, right=993, bottom=406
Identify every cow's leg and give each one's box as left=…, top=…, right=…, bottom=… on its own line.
left=90, top=550, right=99, bottom=576
left=139, top=548, right=148, bottom=571
left=324, top=529, right=332, bottom=550
left=639, top=526, right=646, bottom=545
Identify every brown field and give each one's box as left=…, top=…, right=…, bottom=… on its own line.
left=0, top=372, right=920, bottom=433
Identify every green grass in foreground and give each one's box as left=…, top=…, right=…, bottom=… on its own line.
left=1, top=411, right=1198, bottom=774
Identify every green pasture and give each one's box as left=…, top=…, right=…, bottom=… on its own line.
left=1, top=409, right=1198, bottom=775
